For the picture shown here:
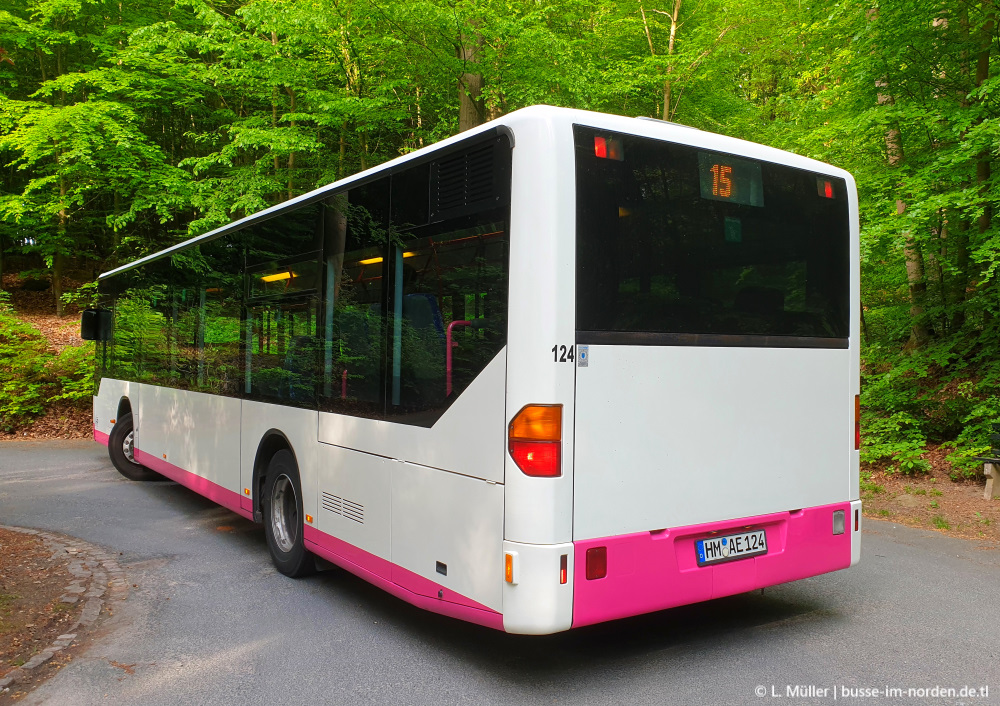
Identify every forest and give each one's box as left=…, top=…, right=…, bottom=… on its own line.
left=1, top=0, right=999, bottom=477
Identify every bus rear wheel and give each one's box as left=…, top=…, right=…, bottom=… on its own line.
left=263, top=450, right=315, bottom=577
left=107, top=413, right=160, bottom=481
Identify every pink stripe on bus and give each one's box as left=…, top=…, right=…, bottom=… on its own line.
left=572, top=502, right=853, bottom=628
left=303, top=525, right=504, bottom=630
left=94, top=429, right=110, bottom=447
left=134, top=449, right=254, bottom=522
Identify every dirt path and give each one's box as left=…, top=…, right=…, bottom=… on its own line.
left=861, top=459, right=998, bottom=542
left=0, top=526, right=129, bottom=702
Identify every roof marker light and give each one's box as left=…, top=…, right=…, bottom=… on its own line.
left=594, top=135, right=624, bottom=161
left=594, top=136, right=608, bottom=159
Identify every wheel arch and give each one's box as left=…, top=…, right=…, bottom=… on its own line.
left=252, top=430, right=299, bottom=524
left=115, top=397, right=132, bottom=423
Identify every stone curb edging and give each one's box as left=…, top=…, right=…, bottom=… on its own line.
left=0, top=525, right=129, bottom=693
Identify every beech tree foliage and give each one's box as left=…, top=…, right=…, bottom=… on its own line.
left=2, top=0, right=999, bottom=469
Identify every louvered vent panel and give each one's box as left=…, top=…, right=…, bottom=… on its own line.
left=435, top=144, right=495, bottom=213
left=342, top=499, right=364, bottom=524
left=322, top=492, right=343, bottom=515
left=322, top=491, right=364, bottom=525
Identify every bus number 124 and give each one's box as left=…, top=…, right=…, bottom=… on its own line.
left=552, top=345, right=575, bottom=363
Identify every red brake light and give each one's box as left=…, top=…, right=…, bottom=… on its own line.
left=508, top=440, right=560, bottom=477
left=585, top=547, right=607, bottom=580
left=818, top=178, right=834, bottom=198
left=594, top=136, right=608, bottom=159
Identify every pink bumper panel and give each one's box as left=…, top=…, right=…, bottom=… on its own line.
left=572, top=502, right=853, bottom=628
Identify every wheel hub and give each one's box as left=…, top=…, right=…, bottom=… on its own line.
left=270, top=474, right=298, bottom=553
left=123, top=430, right=135, bottom=463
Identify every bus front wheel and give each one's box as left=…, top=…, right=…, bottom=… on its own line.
left=263, top=450, right=316, bottom=577
left=108, top=414, right=160, bottom=481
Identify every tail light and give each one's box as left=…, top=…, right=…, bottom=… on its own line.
left=854, top=394, right=860, bottom=450
left=508, top=404, right=562, bottom=477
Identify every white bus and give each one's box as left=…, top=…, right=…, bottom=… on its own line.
left=83, top=106, right=861, bottom=635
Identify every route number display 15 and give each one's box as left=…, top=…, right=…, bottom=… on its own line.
left=698, top=151, right=764, bottom=207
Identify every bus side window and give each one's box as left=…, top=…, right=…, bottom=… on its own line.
left=318, top=180, right=389, bottom=419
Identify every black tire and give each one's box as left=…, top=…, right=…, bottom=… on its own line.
left=263, top=450, right=315, bottom=577
left=108, top=413, right=161, bottom=481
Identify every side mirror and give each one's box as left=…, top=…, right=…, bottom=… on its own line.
left=80, top=309, right=112, bottom=341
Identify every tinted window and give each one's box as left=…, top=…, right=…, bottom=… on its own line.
left=245, top=208, right=322, bottom=406
left=102, top=239, right=244, bottom=397
left=318, top=182, right=390, bottom=418
left=386, top=213, right=508, bottom=425
left=575, top=126, right=850, bottom=346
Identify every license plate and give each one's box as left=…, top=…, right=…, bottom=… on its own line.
left=696, top=529, right=767, bottom=566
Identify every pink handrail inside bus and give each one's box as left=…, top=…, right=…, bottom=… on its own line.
left=446, top=320, right=473, bottom=396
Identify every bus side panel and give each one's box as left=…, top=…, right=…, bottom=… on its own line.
left=315, top=443, right=392, bottom=574
left=317, top=352, right=506, bottom=484
left=134, top=384, right=242, bottom=499
left=92, top=377, right=130, bottom=444
left=390, top=462, right=504, bottom=613
left=239, top=400, right=321, bottom=532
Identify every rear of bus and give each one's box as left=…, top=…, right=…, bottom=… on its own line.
left=500, top=108, right=859, bottom=633
left=569, top=119, right=860, bottom=627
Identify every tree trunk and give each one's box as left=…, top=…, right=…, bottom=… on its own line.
left=663, top=0, right=682, bottom=120
left=55, top=175, right=68, bottom=317
left=976, top=4, right=994, bottom=256
left=286, top=87, right=296, bottom=201
left=339, top=121, right=347, bottom=179
left=457, top=29, right=484, bottom=132
left=878, top=79, right=928, bottom=346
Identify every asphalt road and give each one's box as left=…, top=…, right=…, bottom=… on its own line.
left=1, top=440, right=998, bottom=706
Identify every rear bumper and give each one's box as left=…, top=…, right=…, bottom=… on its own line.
left=572, top=500, right=860, bottom=628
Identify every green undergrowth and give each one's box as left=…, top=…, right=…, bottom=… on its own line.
left=0, top=291, right=93, bottom=433
left=861, top=334, right=1000, bottom=480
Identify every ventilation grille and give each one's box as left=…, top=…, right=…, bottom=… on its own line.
left=322, top=492, right=364, bottom=524
left=435, top=143, right=495, bottom=213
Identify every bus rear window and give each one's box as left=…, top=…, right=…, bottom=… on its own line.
left=574, top=125, right=850, bottom=347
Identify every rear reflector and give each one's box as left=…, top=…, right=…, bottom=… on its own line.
left=560, top=554, right=568, bottom=584
left=855, top=394, right=860, bottom=450
left=509, top=404, right=562, bottom=477
left=504, top=552, right=518, bottom=584
left=833, top=510, right=845, bottom=535
left=854, top=509, right=859, bottom=532
left=585, top=547, right=607, bottom=580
